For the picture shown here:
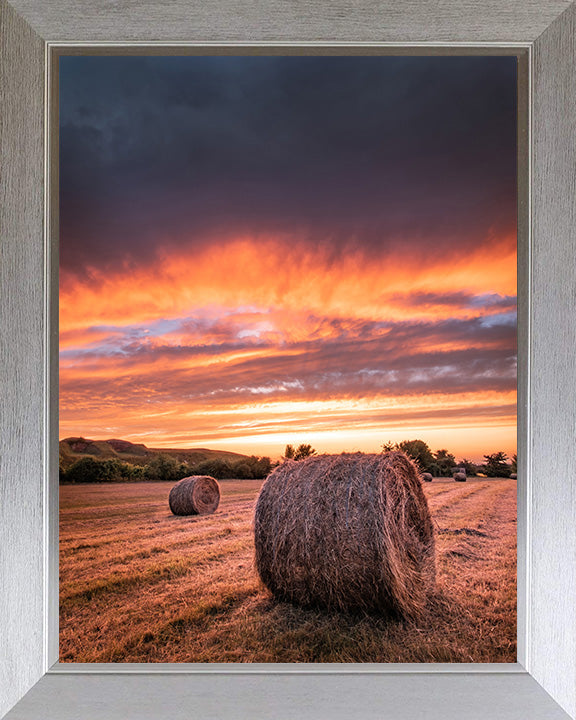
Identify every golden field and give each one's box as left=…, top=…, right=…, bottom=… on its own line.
left=60, top=477, right=516, bottom=663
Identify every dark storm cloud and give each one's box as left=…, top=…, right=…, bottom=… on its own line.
left=60, top=55, right=517, bottom=274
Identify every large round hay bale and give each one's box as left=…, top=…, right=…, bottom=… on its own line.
left=254, top=451, right=435, bottom=619
left=453, top=472, right=466, bottom=482
left=169, top=476, right=220, bottom=516
left=421, top=472, right=433, bottom=482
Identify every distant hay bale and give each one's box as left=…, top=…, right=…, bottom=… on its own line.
left=169, top=476, right=220, bottom=516
left=453, top=472, right=467, bottom=482
left=510, top=473, right=517, bottom=479
left=421, top=472, right=433, bottom=482
left=254, top=451, right=435, bottom=619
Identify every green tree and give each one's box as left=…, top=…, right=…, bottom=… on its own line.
left=253, top=456, right=272, bottom=478
left=65, top=457, right=108, bottom=483
left=127, top=464, right=146, bottom=480
left=397, top=439, right=435, bottom=472
left=293, top=444, right=317, bottom=461
left=284, top=444, right=295, bottom=460
left=190, top=458, right=233, bottom=480
left=98, top=458, right=136, bottom=481
left=434, top=449, right=456, bottom=476
left=102, top=459, right=145, bottom=481
left=233, top=462, right=253, bottom=479
left=284, top=444, right=316, bottom=461
left=483, top=452, right=510, bottom=478
left=145, top=454, right=185, bottom=482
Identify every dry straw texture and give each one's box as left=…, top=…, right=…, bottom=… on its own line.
left=453, top=472, right=467, bottom=482
left=169, top=475, right=220, bottom=516
left=254, top=451, right=435, bottom=619
left=421, top=472, right=433, bottom=482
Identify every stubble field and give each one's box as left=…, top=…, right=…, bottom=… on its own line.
left=60, top=477, right=516, bottom=663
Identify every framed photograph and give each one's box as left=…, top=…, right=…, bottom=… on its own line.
left=1, top=2, right=575, bottom=719
left=56, top=48, right=520, bottom=668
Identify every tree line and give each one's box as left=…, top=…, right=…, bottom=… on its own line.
left=283, top=440, right=516, bottom=478
left=381, top=439, right=516, bottom=477
left=60, top=438, right=517, bottom=484
left=60, top=453, right=272, bottom=484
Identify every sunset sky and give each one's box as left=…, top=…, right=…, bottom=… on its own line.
left=59, top=55, right=517, bottom=461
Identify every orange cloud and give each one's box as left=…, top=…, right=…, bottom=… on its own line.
left=60, top=233, right=516, bottom=333
left=60, top=232, right=517, bottom=459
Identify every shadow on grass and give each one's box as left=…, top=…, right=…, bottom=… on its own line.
left=241, top=587, right=482, bottom=663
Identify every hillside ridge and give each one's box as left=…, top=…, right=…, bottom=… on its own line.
left=59, top=436, right=250, bottom=469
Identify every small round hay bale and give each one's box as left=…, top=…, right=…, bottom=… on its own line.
left=169, top=475, right=220, bottom=516
left=453, top=472, right=466, bottom=482
left=421, top=472, right=433, bottom=482
left=510, top=473, right=517, bottom=479
left=254, top=451, right=435, bottom=619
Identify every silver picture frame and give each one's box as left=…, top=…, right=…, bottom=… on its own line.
left=1, top=1, right=575, bottom=718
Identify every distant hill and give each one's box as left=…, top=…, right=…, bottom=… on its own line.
left=59, top=437, right=251, bottom=469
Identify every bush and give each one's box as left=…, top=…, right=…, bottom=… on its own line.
left=189, top=458, right=234, bottom=480
left=434, top=449, right=456, bottom=476
left=483, top=452, right=511, bottom=478
left=144, top=454, right=187, bottom=482
left=61, top=452, right=273, bottom=484
left=233, top=456, right=272, bottom=479
left=61, top=457, right=148, bottom=483
left=188, top=455, right=272, bottom=480
left=252, top=456, right=272, bottom=478
left=64, top=457, right=109, bottom=483
left=234, top=462, right=254, bottom=479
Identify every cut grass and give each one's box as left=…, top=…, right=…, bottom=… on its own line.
left=60, top=477, right=516, bottom=663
